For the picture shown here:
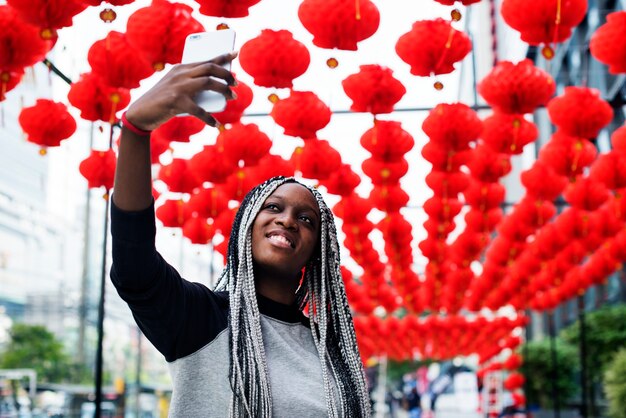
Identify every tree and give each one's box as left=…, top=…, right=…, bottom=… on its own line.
left=604, top=348, right=626, bottom=418
left=519, top=338, right=579, bottom=409
left=560, top=304, right=626, bottom=381
left=0, top=323, right=72, bottom=383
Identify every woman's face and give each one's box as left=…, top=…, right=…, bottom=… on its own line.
left=251, top=183, right=320, bottom=279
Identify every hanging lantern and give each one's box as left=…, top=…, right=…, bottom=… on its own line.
left=538, top=131, right=597, bottom=178
left=254, top=154, right=296, bottom=183
left=182, top=216, right=215, bottom=245
left=87, top=31, right=155, bottom=89
left=157, top=158, right=201, bottom=194
left=126, top=0, right=205, bottom=70
left=590, top=11, right=626, bottom=75
left=501, top=0, right=587, bottom=57
left=193, top=0, right=261, bottom=17
left=478, top=59, right=555, bottom=114
left=369, top=184, right=409, bottom=212
left=79, top=149, right=117, bottom=189
left=464, top=181, right=506, bottom=210
left=466, top=145, right=512, bottom=182
left=220, top=122, right=272, bottom=166
left=239, top=29, right=310, bottom=88
left=0, top=70, right=24, bottom=101
left=396, top=19, right=472, bottom=77
left=362, top=157, right=409, bottom=185
left=0, top=6, right=52, bottom=72
left=186, top=187, right=230, bottom=219
left=465, top=207, right=502, bottom=232
left=7, top=0, right=87, bottom=40
left=481, top=112, right=539, bottom=154
left=188, top=144, right=238, bottom=184
left=563, top=178, right=610, bottom=211
left=270, top=90, right=331, bottom=138
left=547, top=86, right=613, bottom=138
left=426, top=171, right=471, bottom=197
left=18, top=99, right=76, bottom=151
left=212, top=74, right=254, bottom=125
left=421, top=142, right=472, bottom=172
left=360, top=120, right=415, bottom=161
left=423, top=103, right=482, bottom=151
left=67, top=73, right=130, bottom=123
left=291, top=139, right=342, bottom=180
left=149, top=135, right=171, bottom=164
left=151, top=116, right=206, bottom=143
left=434, top=0, right=481, bottom=4
left=298, top=0, right=380, bottom=51
left=321, top=164, right=361, bottom=196
left=520, top=161, right=568, bottom=201
left=156, top=199, right=189, bottom=228
left=342, top=65, right=406, bottom=114
left=589, top=151, right=626, bottom=190
left=220, top=167, right=259, bottom=201
left=423, top=197, right=464, bottom=221
left=333, top=194, right=372, bottom=222
left=611, top=125, right=626, bottom=151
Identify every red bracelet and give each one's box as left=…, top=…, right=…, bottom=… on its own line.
left=121, top=111, right=152, bottom=137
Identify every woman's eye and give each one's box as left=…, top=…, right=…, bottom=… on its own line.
left=265, top=203, right=279, bottom=210
left=300, top=216, right=312, bottom=224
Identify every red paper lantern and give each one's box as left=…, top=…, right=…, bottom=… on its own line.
left=464, top=181, right=506, bottom=210
left=590, top=151, right=626, bottom=190
left=151, top=116, right=205, bottom=143
left=298, top=0, right=380, bottom=51
left=478, top=59, right=555, bottom=114
left=360, top=120, right=414, bottom=161
left=67, top=73, right=130, bottom=123
left=481, top=112, right=538, bottom=154
left=0, top=69, right=24, bottom=101
left=422, top=103, right=482, bottom=151
left=149, top=136, right=171, bottom=164
left=7, top=0, right=87, bottom=40
left=426, top=171, right=471, bottom=197
left=421, top=142, right=472, bottom=172
left=0, top=6, right=51, bottom=71
left=156, top=199, right=189, bottom=228
left=126, top=0, right=205, bottom=70
left=564, top=177, right=610, bottom=211
left=369, top=184, right=409, bottom=213
left=87, top=31, right=155, bottom=89
left=342, top=65, right=406, bottom=114
left=590, top=11, right=626, bottom=74
left=539, top=132, right=597, bottom=178
left=187, top=187, right=230, bottom=219
left=333, top=194, right=372, bottom=222
left=193, top=0, right=261, bottom=17
left=501, top=0, right=587, bottom=47
left=183, top=216, right=215, bottom=244
left=254, top=154, right=295, bottom=183
left=465, top=208, right=502, bottom=232
left=79, top=149, right=117, bottom=189
left=396, top=19, right=472, bottom=76
left=423, top=197, right=464, bottom=221
left=157, top=158, right=201, bottom=194
left=435, top=0, right=480, bottom=4
left=18, top=99, right=76, bottom=149
left=520, top=161, right=568, bottom=200
left=547, top=86, right=613, bottom=138
left=220, top=167, right=259, bottom=201
left=212, top=74, right=254, bottom=125
left=362, top=158, right=409, bottom=185
left=466, top=145, right=512, bottom=182
left=292, top=139, right=341, bottom=180
left=221, top=122, right=272, bottom=166
left=270, top=90, right=331, bottom=138
left=239, top=29, right=310, bottom=88
left=321, top=164, right=361, bottom=196
left=188, top=144, right=238, bottom=184
left=611, top=125, right=626, bottom=151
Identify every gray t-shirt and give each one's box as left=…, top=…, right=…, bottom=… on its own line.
left=110, top=201, right=334, bottom=417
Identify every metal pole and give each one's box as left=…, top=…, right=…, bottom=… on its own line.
left=577, top=295, right=588, bottom=418
left=547, top=311, right=561, bottom=418
left=94, top=193, right=110, bottom=418
left=95, top=124, right=115, bottom=418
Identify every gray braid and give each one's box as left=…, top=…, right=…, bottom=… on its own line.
left=214, top=176, right=371, bottom=417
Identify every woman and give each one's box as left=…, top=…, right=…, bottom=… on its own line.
left=110, top=52, right=371, bottom=417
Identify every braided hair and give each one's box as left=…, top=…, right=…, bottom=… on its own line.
left=214, top=176, right=371, bottom=418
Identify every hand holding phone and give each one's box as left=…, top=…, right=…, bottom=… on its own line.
left=182, top=29, right=237, bottom=113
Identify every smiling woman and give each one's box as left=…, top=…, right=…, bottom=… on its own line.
left=109, top=46, right=370, bottom=417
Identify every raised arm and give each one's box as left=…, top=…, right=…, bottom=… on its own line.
left=112, top=52, right=237, bottom=211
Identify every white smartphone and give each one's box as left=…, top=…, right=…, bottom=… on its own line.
left=181, top=29, right=236, bottom=113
